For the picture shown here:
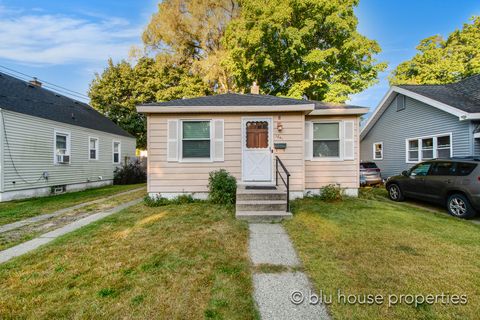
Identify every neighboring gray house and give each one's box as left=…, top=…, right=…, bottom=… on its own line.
left=360, top=74, right=480, bottom=178
left=0, top=72, right=136, bottom=202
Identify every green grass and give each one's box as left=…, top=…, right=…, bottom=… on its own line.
left=0, top=183, right=145, bottom=226
left=0, top=202, right=258, bottom=319
left=285, top=193, right=480, bottom=320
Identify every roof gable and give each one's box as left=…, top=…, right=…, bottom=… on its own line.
left=0, top=72, right=133, bottom=138
left=361, top=74, right=480, bottom=140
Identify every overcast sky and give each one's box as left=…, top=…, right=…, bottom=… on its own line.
left=0, top=0, right=479, bottom=109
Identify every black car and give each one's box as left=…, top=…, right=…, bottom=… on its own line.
left=385, top=159, right=480, bottom=219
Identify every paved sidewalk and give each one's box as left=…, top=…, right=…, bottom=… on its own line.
left=0, top=187, right=144, bottom=233
left=0, top=198, right=142, bottom=264
left=249, top=223, right=330, bottom=320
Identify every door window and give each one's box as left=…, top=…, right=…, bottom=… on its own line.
left=409, top=162, right=432, bottom=176
left=430, top=162, right=455, bottom=176
left=246, top=121, right=269, bottom=149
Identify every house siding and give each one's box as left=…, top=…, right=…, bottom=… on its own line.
left=361, top=95, right=472, bottom=178
left=0, top=110, right=136, bottom=194
left=147, top=112, right=305, bottom=194
left=147, top=112, right=361, bottom=196
left=305, top=115, right=360, bottom=190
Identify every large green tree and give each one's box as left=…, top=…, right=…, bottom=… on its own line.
left=223, top=0, right=386, bottom=102
left=390, top=16, right=480, bottom=85
left=89, top=57, right=209, bottom=148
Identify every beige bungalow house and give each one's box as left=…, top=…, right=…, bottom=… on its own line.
left=137, top=92, right=368, bottom=220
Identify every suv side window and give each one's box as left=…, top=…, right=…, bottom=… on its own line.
left=409, top=162, right=432, bottom=177
left=430, top=162, right=456, bottom=176
left=456, top=162, right=477, bottom=176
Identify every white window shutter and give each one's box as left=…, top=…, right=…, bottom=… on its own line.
left=304, top=121, right=313, bottom=160
left=167, top=120, right=179, bottom=161
left=343, top=120, right=355, bottom=160
left=213, top=119, right=224, bottom=161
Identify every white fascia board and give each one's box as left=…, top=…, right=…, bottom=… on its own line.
left=309, top=108, right=369, bottom=115
left=136, top=104, right=315, bottom=114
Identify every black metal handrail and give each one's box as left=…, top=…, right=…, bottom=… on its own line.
left=275, top=156, right=291, bottom=212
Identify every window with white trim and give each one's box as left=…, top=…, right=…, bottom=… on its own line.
left=54, top=131, right=71, bottom=164
left=373, top=142, right=383, bottom=160
left=407, top=134, right=451, bottom=163
left=181, top=120, right=211, bottom=159
left=89, top=137, right=99, bottom=160
left=313, top=122, right=340, bottom=158
left=113, top=141, right=121, bottom=164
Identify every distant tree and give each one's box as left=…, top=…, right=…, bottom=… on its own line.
left=89, top=57, right=209, bottom=149
left=222, top=0, right=386, bottom=102
left=390, top=16, right=480, bottom=85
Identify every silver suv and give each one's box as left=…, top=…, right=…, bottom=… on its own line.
left=385, top=158, right=480, bottom=219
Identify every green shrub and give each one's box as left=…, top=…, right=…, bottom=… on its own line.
left=318, top=184, right=343, bottom=202
left=114, top=159, right=147, bottom=185
left=144, top=194, right=198, bottom=207
left=208, top=169, right=237, bottom=205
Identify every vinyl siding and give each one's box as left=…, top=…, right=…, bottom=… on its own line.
left=305, top=115, right=360, bottom=189
left=1, top=110, right=136, bottom=192
left=360, top=95, right=472, bottom=178
left=148, top=112, right=360, bottom=194
left=147, top=112, right=305, bottom=193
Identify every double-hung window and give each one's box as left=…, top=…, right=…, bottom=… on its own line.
left=89, top=137, right=99, bottom=160
left=313, top=122, right=340, bottom=158
left=406, top=134, right=452, bottom=163
left=113, top=141, right=121, bottom=164
left=54, top=131, right=71, bottom=164
left=373, top=142, right=383, bottom=160
left=181, top=121, right=211, bottom=159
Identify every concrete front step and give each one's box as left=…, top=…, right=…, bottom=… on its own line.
left=236, top=191, right=287, bottom=201
left=236, top=210, right=292, bottom=222
left=236, top=200, right=287, bottom=212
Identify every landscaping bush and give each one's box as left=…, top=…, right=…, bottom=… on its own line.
left=318, top=184, right=343, bottom=202
left=114, top=159, right=146, bottom=185
left=208, top=169, right=237, bottom=205
left=144, top=194, right=198, bottom=207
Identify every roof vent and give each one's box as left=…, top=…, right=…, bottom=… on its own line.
left=29, top=77, right=42, bottom=87
left=250, top=82, right=259, bottom=95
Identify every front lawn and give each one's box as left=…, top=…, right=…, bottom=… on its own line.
left=0, top=183, right=145, bottom=226
left=285, top=192, right=480, bottom=319
left=0, top=202, right=257, bottom=319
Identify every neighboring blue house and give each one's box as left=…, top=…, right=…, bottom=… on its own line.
left=360, top=74, right=480, bottom=178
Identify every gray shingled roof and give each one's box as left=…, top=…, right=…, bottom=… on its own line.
left=312, top=101, right=366, bottom=110
left=0, top=72, right=133, bottom=138
left=140, top=92, right=365, bottom=109
left=398, top=74, right=480, bottom=113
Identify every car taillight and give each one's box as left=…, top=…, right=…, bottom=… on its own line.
left=478, top=176, right=480, bottom=181
left=375, top=168, right=380, bottom=172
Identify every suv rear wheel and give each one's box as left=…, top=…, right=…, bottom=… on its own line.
left=447, top=194, right=476, bottom=219
left=387, top=184, right=405, bottom=201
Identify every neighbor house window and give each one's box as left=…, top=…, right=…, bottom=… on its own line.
left=54, top=131, right=71, bottom=164
left=181, top=121, right=211, bottom=159
left=89, top=137, right=99, bottom=160
left=406, top=134, right=452, bottom=163
left=373, top=142, right=383, bottom=160
left=113, top=141, right=121, bottom=164
left=313, top=122, right=340, bottom=158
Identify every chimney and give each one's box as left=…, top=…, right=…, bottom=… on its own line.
left=29, top=77, right=42, bottom=87
left=250, top=81, right=259, bottom=94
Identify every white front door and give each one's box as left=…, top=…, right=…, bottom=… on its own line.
left=242, top=117, right=273, bottom=182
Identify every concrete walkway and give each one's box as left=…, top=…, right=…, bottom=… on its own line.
left=0, top=187, right=144, bottom=234
left=249, top=223, right=330, bottom=320
left=0, top=198, right=142, bottom=264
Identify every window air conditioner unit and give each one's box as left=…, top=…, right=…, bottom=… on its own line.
left=57, top=155, right=70, bottom=164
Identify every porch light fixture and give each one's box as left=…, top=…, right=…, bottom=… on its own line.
left=277, top=121, right=283, bottom=132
